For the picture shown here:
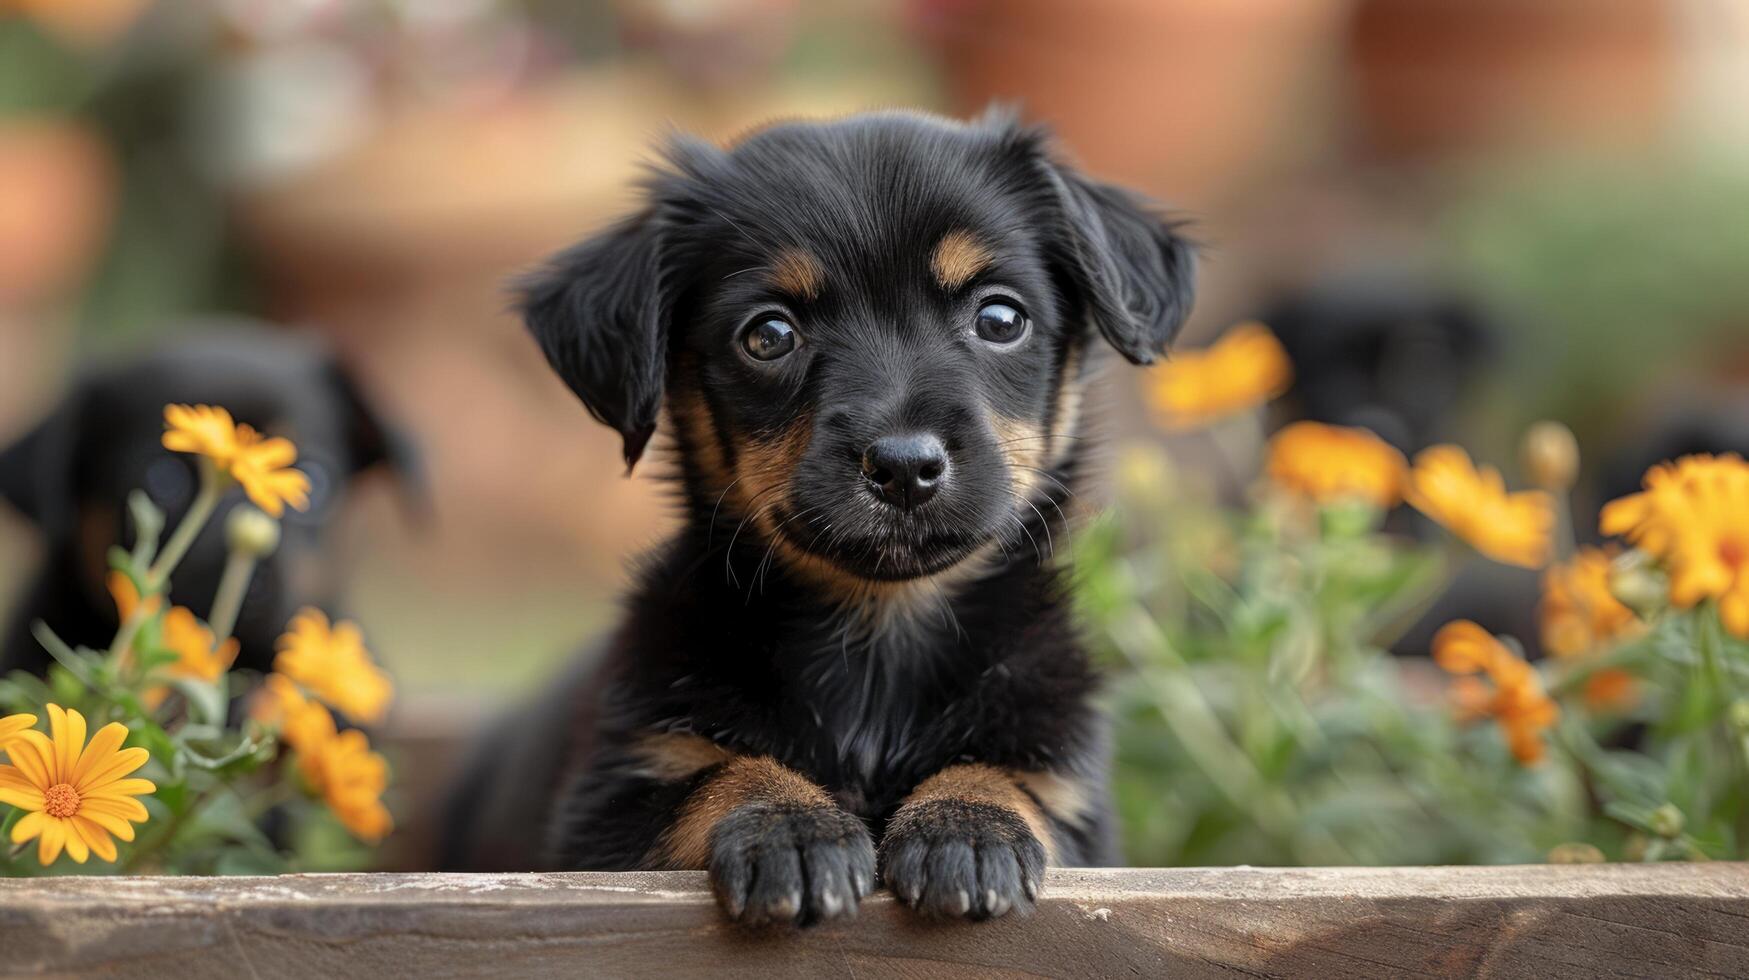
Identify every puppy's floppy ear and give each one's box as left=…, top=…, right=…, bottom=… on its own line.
left=322, top=358, right=431, bottom=520
left=0, top=387, right=82, bottom=539
left=517, top=208, right=670, bottom=472
left=1042, top=163, right=1198, bottom=365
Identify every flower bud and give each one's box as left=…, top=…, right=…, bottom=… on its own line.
left=1521, top=421, right=1579, bottom=492
left=1650, top=803, right=1684, bottom=839
left=1547, top=842, right=1604, bottom=864
left=1729, top=699, right=1749, bottom=735
left=1608, top=550, right=1665, bottom=615
left=226, top=505, right=281, bottom=559
left=1116, top=444, right=1175, bottom=503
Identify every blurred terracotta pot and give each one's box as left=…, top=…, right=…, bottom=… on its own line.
left=0, top=120, right=114, bottom=308
left=1346, top=0, right=1675, bottom=159
left=922, top=0, right=1346, bottom=204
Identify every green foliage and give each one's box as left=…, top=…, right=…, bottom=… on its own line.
left=0, top=459, right=389, bottom=876
left=1077, top=446, right=1749, bottom=867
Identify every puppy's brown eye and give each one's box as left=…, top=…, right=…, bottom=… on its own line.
left=974, top=301, right=1028, bottom=346
left=742, top=317, right=799, bottom=361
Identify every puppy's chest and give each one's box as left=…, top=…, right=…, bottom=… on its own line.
left=784, top=656, right=1025, bottom=820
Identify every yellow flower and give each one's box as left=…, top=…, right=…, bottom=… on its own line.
left=0, top=705, right=154, bottom=864
left=1541, top=547, right=1643, bottom=658
left=1407, top=445, right=1554, bottom=569
left=251, top=675, right=391, bottom=842
left=162, top=403, right=247, bottom=467
left=274, top=610, right=392, bottom=724
left=1266, top=421, right=1407, bottom=508
left=1434, top=620, right=1559, bottom=765
left=161, top=403, right=312, bottom=517
left=1144, top=322, right=1292, bottom=429
left=0, top=712, right=36, bottom=750
left=300, top=728, right=393, bottom=842
left=1600, top=454, right=1749, bottom=638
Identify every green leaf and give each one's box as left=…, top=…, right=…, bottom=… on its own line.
left=165, top=677, right=227, bottom=728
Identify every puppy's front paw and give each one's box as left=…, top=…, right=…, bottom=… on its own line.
left=880, top=799, right=1046, bottom=920
left=708, top=803, right=876, bottom=927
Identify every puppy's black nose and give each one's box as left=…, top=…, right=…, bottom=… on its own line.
left=862, top=433, right=948, bottom=510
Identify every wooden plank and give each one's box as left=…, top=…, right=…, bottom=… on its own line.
left=3, top=866, right=1747, bottom=979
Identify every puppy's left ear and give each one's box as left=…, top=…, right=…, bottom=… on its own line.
left=516, top=208, right=670, bottom=472
left=1044, top=166, right=1198, bottom=365
left=0, top=388, right=82, bottom=539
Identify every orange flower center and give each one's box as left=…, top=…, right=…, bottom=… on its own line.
left=44, top=782, right=80, bottom=818
left=1721, top=537, right=1746, bottom=571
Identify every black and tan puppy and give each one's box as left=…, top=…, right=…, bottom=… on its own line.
left=443, top=110, right=1195, bottom=925
left=0, top=322, right=417, bottom=677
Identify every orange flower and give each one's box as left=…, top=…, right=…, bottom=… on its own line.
left=1266, top=421, right=1407, bottom=509
left=274, top=610, right=393, bottom=724
left=1433, top=620, right=1559, bottom=765
left=159, top=607, right=239, bottom=684
left=1407, top=445, right=1554, bottom=569
left=300, top=728, right=393, bottom=843
left=106, top=571, right=161, bottom=621
left=0, top=705, right=154, bottom=864
left=1601, top=454, right=1749, bottom=638
left=162, top=404, right=311, bottom=517
left=109, top=571, right=236, bottom=703
left=252, top=673, right=337, bottom=754
left=1540, top=547, right=1642, bottom=658
left=1582, top=668, right=1639, bottom=713
left=1144, top=322, right=1292, bottom=429
left=250, top=674, right=392, bottom=842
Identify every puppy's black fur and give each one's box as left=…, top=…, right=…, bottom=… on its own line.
left=442, top=110, right=1196, bottom=925
left=0, top=322, right=418, bottom=677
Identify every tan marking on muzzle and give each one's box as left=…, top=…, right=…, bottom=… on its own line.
left=992, top=415, right=1046, bottom=498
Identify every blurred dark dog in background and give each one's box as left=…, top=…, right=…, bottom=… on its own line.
left=1262, top=273, right=1498, bottom=453
left=0, top=321, right=419, bottom=677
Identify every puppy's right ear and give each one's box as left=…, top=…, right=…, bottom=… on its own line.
left=516, top=209, right=670, bottom=472
left=0, top=389, right=81, bottom=539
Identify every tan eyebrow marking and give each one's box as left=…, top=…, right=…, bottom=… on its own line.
left=931, top=230, right=993, bottom=290
left=766, top=248, right=824, bottom=300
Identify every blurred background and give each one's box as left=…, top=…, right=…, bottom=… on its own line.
left=2, top=0, right=1748, bottom=862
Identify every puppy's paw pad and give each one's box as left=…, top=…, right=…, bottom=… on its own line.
left=879, top=800, right=1045, bottom=921
left=708, top=804, right=876, bottom=927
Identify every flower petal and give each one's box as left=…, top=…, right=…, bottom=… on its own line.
left=70, top=815, right=117, bottom=863
left=62, top=819, right=90, bottom=863
left=86, top=777, right=156, bottom=799
left=71, top=722, right=129, bottom=787
left=80, top=794, right=149, bottom=823
left=47, top=705, right=86, bottom=785
left=78, top=746, right=151, bottom=792
left=75, top=806, right=137, bottom=842
left=6, top=729, right=53, bottom=788
left=37, top=817, right=66, bottom=865
left=10, top=809, right=46, bottom=844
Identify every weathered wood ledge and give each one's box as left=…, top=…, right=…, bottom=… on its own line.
left=3, top=865, right=1747, bottom=978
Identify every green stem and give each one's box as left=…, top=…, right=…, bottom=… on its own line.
left=120, top=787, right=220, bottom=874
left=207, top=551, right=258, bottom=642
left=148, top=463, right=225, bottom=592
